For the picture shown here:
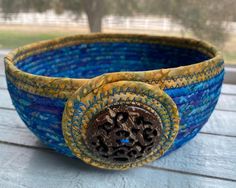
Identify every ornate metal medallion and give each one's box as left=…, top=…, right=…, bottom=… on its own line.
left=87, top=103, right=162, bottom=163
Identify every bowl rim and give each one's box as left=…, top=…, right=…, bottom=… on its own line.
left=4, top=33, right=224, bottom=98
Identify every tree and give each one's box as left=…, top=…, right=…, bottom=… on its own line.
left=143, top=0, right=235, bottom=45
left=0, top=0, right=50, bottom=14
left=52, top=0, right=140, bottom=32
left=0, top=0, right=140, bottom=32
left=0, top=0, right=235, bottom=45
left=54, top=0, right=105, bottom=32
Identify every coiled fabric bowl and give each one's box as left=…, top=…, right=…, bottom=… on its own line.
left=5, top=34, right=224, bottom=170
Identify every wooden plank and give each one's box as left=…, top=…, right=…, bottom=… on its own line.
left=0, top=125, right=44, bottom=148
left=0, top=109, right=234, bottom=155
left=1, top=129, right=235, bottom=181
left=0, top=67, right=4, bottom=76
left=201, top=110, right=236, bottom=137
left=0, top=55, right=5, bottom=76
left=216, top=94, right=236, bottom=111
left=0, top=143, right=235, bottom=188
left=0, top=108, right=25, bottom=128
left=0, top=109, right=45, bottom=148
left=224, top=67, right=236, bottom=85
left=0, top=76, right=7, bottom=89
left=1, top=87, right=236, bottom=111
left=0, top=108, right=235, bottom=180
left=151, top=133, right=236, bottom=180
left=222, top=84, right=236, bottom=95
left=0, top=90, right=14, bottom=109
left=0, top=109, right=44, bottom=148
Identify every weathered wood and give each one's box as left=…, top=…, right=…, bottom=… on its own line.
left=0, top=109, right=25, bottom=128
left=1, top=128, right=235, bottom=181
left=0, top=143, right=235, bottom=188
left=0, top=108, right=236, bottom=180
left=0, top=109, right=45, bottom=148
left=0, top=90, right=14, bottom=109
left=0, top=124, right=43, bottom=148
left=0, top=76, right=7, bottom=89
left=151, top=133, right=236, bottom=180
left=216, top=94, right=236, bottom=111
left=0, top=55, right=5, bottom=76
left=1, top=110, right=235, bottom=152
left=201, top=110, right=236, bottom=137
left=222, top=84, right=236, bottom=95
left=0, top=68, right=4, bottom=76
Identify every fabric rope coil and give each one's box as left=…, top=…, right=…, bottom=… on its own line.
left=5, top=33, right=224, bottom=170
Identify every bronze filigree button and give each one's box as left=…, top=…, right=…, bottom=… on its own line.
left=87, top=104, right=162, bottom=163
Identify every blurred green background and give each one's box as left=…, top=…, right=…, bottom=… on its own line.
left=0, top=0, right=235, bottom=64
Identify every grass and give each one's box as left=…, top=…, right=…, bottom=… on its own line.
left=0, top=25, right=88, bottom=49
left=0, top=25, right=84, bottom=49
left=0, top=25, right=235, bottom=64
left=224, top=52, right=236, bottom=65
left=0, top=31, right=64, bottom=49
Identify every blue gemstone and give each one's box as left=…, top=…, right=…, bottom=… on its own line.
left=120, top=139, right=129, bottom=143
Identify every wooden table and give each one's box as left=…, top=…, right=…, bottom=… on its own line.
left=0, top=58, right=236, bottom=188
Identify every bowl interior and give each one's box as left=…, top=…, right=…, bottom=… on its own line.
left=15, top=41, right=211, bottom=79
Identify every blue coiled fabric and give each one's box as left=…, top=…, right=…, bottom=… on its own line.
left=7, top=42, right=224, bottom=158
left=16, top=42, right=209, bottom=78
